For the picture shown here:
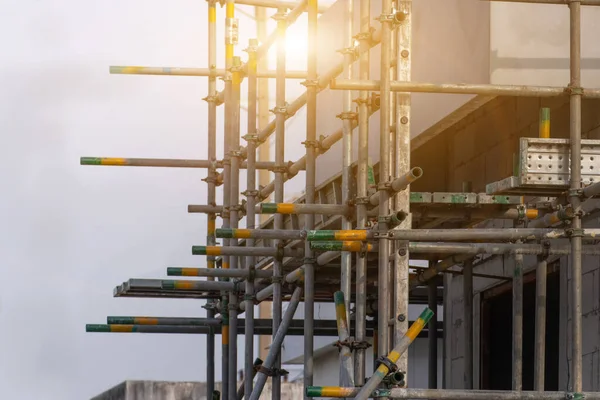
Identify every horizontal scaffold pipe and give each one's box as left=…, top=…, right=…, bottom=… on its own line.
left=216, top=228, right=307, bottom=241
left=527, top=207, right=575, bottom=228
left=484, top=0, right=600, bottom=6
left=234, top=0, right=329, bottom=13
left=117, top=279, right=237, bottom=292
left=167, top=267, right=273, bottom=279
left=305, top=388, right=600, bottom=399
left=106, top=316, right=221, bottom=326
left=188, top=205, right=259, bottom=214
left=407, top=242, right=600, bottom=256
left=368, top=167, right=423, bottom=206
left=80, top=157, right=296, bottom=171
left=192, top=245, right=304, bottom=258
left=310, top=241, right=376, bottom=252
left=330, top=79, right=600, bottom=98
left=387, top=228, right=600, bottom=242
left=413, top=208, right=539, bottom=221
left=259, top=203, right=350, bottom=215
left=109, top=66, right=307, bottom=79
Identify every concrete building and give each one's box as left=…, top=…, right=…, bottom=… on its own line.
left=279, top=0, right=600, bottom=391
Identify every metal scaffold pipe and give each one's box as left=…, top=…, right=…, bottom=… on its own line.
left=166, top=267, right=273, bottom=279
left=351, top=308, right=434, bottom=400
left=217, top=228, right=307, bottom=240
left=272, top=7, right=288, bottom=399
left=244, top=37, right=259, bottom=400
left=569, top=0, right=584, bottom=394
left=206, top=1, right=218, bottom=396
left=369, top=167, right=423, bottom=206
left=259, top=203, right=350, bottom=215
left=80, top=157, right=298, bottom=171
left=513, top=252, right=524, bottom=391
left=192, top=245, right=304, bottom=258
left=583, top=181, right=600, bottom=198
left=304, top=1, right=318, bottom=397
left=233, top=0, right=328, bottom=11
left=387, top=228, right=600, bottom=241
left=354, top=0, right=370, bottom=385
left=534, top=254, right=547, bottom=390
left=333, top=291, right=354, bottom=387
left=330, top=79, right=600, bottom=98
left=310, top=241, right=375, bottom=252
left=249, top=287, right=303, bottom=400
left=238, top=358, right=263, bottom=400
left=305, top=388, right=600, bottom=399
left=106, top=316, right=221, bottom=326
left=109, top=66, right=307, bottom=79
left=338, top=0, right=354, bottom=376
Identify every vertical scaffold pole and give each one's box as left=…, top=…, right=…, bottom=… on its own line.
left=206, top=1, right=218, bottom=397
left=255, top=3, right=272, bottom=369
left=463, top=258, right=473, bottom=389
left=304, top=1, right=318, bottom=398
left=272, top=7, right=287, bottom=400
left=393, top=0, right=411, bottom=380
left=569, top=0, right=583, bottom=394
left=378, top=0, right=393, bottom=361
left=229, top=55, right=242, bottom=400
left=534, top=254, right=547, bottom=391
left=222, top=1, right=236, bottom=398
left=354, top=0, right=370, bottom=386
left=428, top=274, right=438, bottom=389
left=513, top=251, right=524, bottom=391
left=244, top=38, right=259, bottom=400
left=339, top=0, right=354, bottom=388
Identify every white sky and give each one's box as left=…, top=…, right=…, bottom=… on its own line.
left=0, top=0, right=318, bottom=398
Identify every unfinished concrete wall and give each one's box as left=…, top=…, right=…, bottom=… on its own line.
left=490, top=3, right=600, bottom=89
left=443, top=212, right=600, bottom=391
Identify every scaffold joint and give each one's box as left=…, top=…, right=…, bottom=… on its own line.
left=336, top=111, right=358, bottom=121
left=270, top=105, right=293, bottom=117
left=271, top=165, right=288, bottom=174
left=270, top=10, right=289, bottom=21
left=377, top=181, right=393, bottom=191
left=569, top=188, right=584, bottom=198
left=242, top=133, right=261, bottom=143
left=202, top=95, right=220, bottom=104
left=257, top=366, right=289, bottom=377
left=566, top=228, right=585, bottom=238
left=242, top=189, right=259, bottom=198
left=271, top=275, right=284, bottom=284
left=372, top=389, right=392, bottom=398
left=376, top=355, right=399, bottom=372
left=243, top=293, right=256, bottom=302
left=229, top=149, right=244, bottom=158
left=353, top=31, right=372, bottom=43
left=300, top=79, right=320, bottom=88
left=566, top=85, right=584, bottom=95
left=202, top=302, right=219, bottom=312
left=355, top=196, right=371, bottom=205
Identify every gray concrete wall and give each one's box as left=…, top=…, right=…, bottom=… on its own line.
left=490, top=3, right=600, bottom=88
left=92, top=381, right=304, bottom=400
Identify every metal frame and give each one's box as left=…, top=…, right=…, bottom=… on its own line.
left=81, top=0, right=600, bottom=400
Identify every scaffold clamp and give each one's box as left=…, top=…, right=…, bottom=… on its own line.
left=257, top=366, right=289, bottom=377
left=376, top=356, right=399, bottom=372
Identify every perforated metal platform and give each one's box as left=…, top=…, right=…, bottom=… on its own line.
left=486, top=138, right=600, bottom=196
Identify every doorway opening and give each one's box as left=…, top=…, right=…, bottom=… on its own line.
left=480, top=261, right=560, bottom=390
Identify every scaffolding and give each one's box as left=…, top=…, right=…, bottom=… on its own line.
left=83, top=0, right=600, bottom=400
